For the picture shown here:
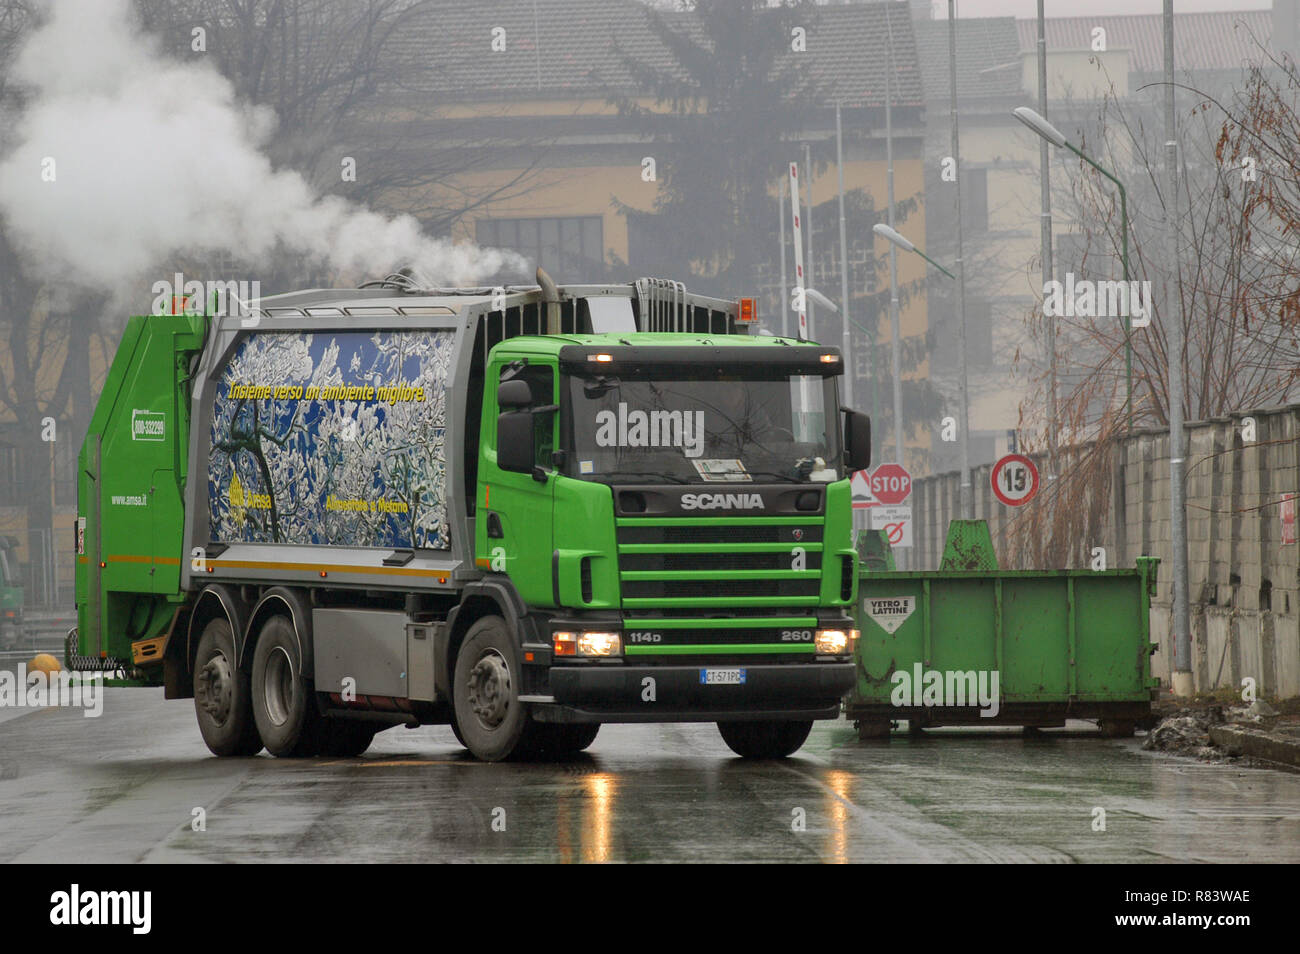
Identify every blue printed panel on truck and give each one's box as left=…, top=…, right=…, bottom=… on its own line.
left=208, top=330, right=453, bottom=549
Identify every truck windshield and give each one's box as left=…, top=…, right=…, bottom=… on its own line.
left=565, top=372, right=841, bottom=484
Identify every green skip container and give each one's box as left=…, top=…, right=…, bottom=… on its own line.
left=848, top=521, right=1160, bottom=739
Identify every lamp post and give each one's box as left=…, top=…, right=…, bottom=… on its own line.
left=873, top=223, right=967, bottom=532
left=1163, top=0, right=1191, bottom=696
left=835, top=101, right=853, bottom=411
left=1035, top=0, right=1057, bottom=488
left=1013, top=106, right=1133, bottom=433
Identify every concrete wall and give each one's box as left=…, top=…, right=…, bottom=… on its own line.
left=908, top=404, right=1300, bottom=699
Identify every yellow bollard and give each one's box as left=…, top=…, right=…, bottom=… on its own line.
left=27, top=652, right=62, bottom=680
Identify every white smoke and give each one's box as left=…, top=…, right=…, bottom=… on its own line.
left=0, top=0, right=528, bottom=290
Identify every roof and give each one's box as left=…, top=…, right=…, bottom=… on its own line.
left=914, top=17, right=1022, bottom=102
left=1015, top=11, right=1273, bottom=75
left=390, top=0, right=924, bottom=107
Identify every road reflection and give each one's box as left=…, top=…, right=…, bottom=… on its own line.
left=825, top=768, right=853, bottom=864
left=547, top=760, right=859, bottom=863
left=556, top=770, right=619, bottom=863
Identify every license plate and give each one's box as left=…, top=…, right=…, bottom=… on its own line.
left=700, top=668, right=746, bottom=685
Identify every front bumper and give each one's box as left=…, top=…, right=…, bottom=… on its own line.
left=537, top=661, right=854, bottom=723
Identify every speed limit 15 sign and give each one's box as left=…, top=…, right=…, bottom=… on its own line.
left=991, top=454, right=1039, bottom=507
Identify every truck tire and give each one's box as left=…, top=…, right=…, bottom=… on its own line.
left=717, top=720, right=812, bottom=759
left=448, top=713, right=468, bottom=749
left=452, top=615, right=538, bottom=762
left=193, top=618, right=263, bottom=757
left=251, top=615, right=321, bottom=758
left=517, top=723, right=600, bottom=758
left=535, top=723, right=600, bottom=755
left=317, top=719, right=377, bottom=757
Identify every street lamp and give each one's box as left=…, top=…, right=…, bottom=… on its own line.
left=873, top=224, right=956, bottom=280
left=872, top=222, right=970, bottom=526
left=802, top=287, right=840, bottom=314
left=1013, top=106, right=1134, bottom=433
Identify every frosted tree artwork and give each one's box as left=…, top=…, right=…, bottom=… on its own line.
left=208, top=330, right=453, bottom=548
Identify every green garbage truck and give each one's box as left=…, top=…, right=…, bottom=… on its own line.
left=73, top=274, right=871, bottom=760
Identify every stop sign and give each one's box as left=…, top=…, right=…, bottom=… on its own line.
left=869, top=463, right=911, bottom=505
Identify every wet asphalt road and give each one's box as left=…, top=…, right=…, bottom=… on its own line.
left=1, top=683, right=1298, bottom=863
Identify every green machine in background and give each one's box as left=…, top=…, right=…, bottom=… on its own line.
left=0, top=535, right=24, bottom=649
left=849, top=521, right=1160, bottom=739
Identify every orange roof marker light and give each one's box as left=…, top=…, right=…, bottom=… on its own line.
left=738, top=297, right=757, bottom=323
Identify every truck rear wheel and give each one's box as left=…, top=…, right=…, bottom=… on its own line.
left=717, top=720, right=812, bottom=759
left=452, top=615, right=537, bottom=762
left=251, top=615, right=321, bottom=758
left=316, top=719, right=377, bottom=757
left=194, top=618, right=263, bottom=757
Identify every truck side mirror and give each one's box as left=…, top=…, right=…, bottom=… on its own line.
left=844, top=409, right=871, bottom=472
left=497, top=412, right=535, bottom=473
left=498, top=378, right=533, bottom=409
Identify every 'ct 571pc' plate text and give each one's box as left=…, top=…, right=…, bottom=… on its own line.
left=700, top=668, right=746, bottom=685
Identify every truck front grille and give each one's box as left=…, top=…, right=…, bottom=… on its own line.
left=615, top=516, right=826, bottom=661
left=623, top=578, right=818, bottom=600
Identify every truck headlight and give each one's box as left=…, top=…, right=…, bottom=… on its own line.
left=553, top=631, right=622, bottom=657
left=578, top=631, right=621, bottom=656
left=814, top=628, right=858, bottom=655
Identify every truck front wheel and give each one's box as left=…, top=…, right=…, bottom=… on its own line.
left=535, top=723, right=600, bottom=755
left=251, top=615, right=321, bottom=758
left=717, top=720, right=812, bottom=759
left=452, top=615, right=537, bottom=761
left=194, top=619, right=263, bottom=757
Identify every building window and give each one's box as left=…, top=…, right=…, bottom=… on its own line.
left=752, top=233, right=877, bottom=339
left=0, top=437, right=17, bottom=506
left=477, top=216, right=605, bottom=278
left=0, top=428, right=75, bottom=507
